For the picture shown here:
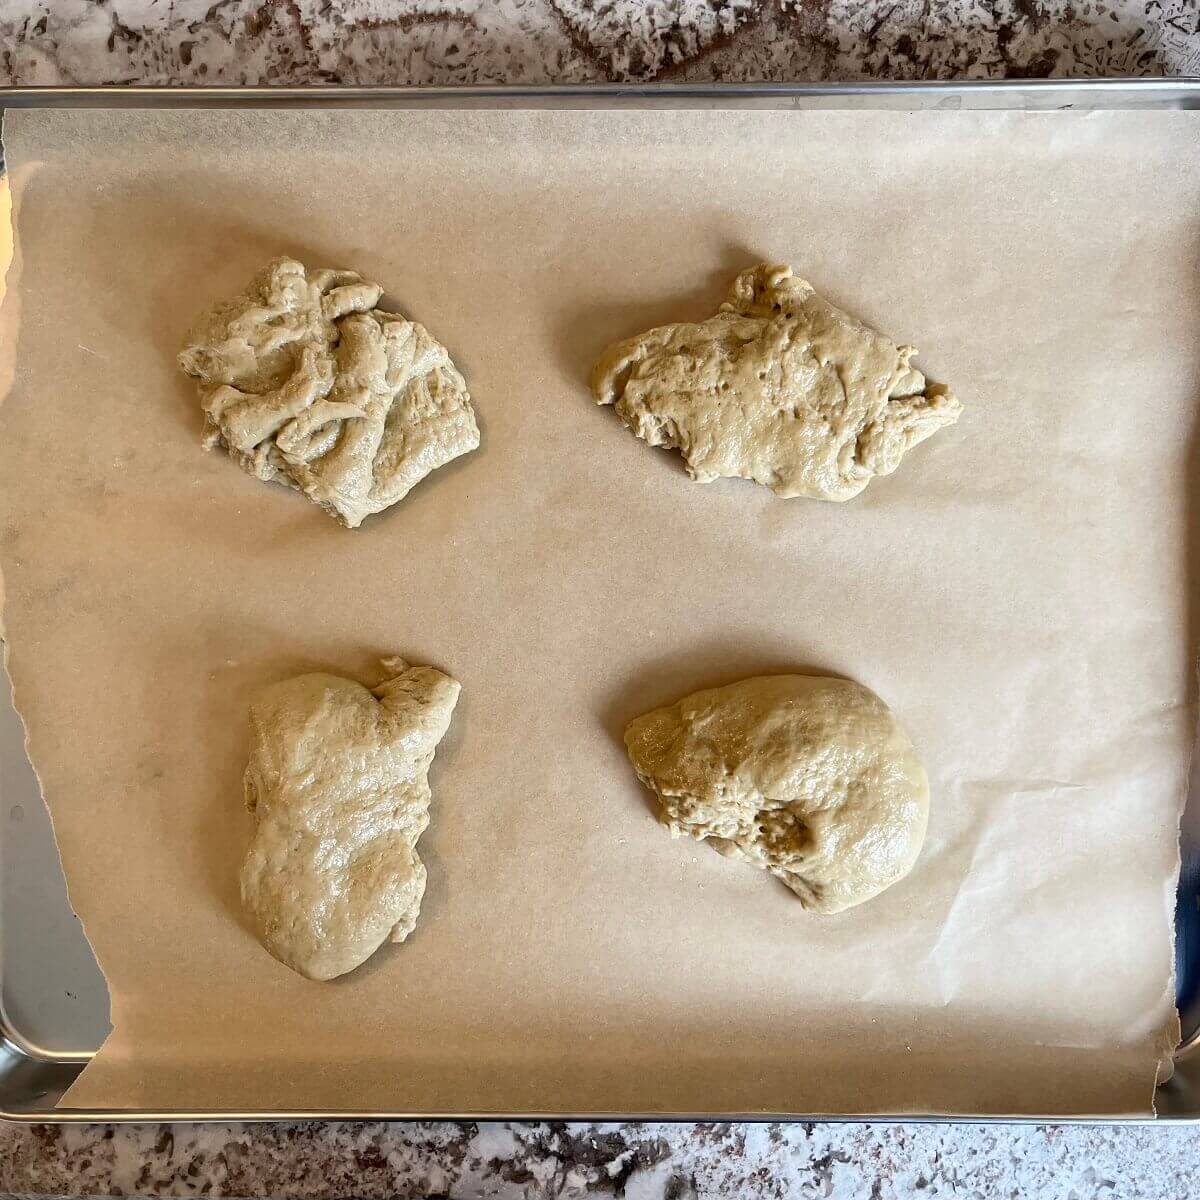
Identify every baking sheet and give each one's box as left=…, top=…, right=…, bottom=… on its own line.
left=0, top=107, right=1196, bottom=1117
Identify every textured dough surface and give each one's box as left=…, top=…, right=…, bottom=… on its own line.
left=240, top=657, right=460, bottom=980
left=179, top=257, right=479, bottom=528
left=624, top=675, right=928, bottom=913
left=592, top=263, right=961, bottom=500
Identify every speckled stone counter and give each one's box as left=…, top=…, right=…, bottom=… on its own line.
left=2, top=1120, right=1200, bottom=1198
left=1, top=0, right=1199, bottom=85
left=2, top=2, right=1200, bottom=1197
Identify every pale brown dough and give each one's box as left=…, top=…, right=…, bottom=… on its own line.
left=592, top=263, right=961, bottom=499
left=179, top=257, right=479, bottom=528
left=240, top=657, right=460, bottom=981
left=624, top=675, right=928, bottom=913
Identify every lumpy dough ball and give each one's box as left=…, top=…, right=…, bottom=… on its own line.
left=623, top=674, right=929, bottom=913
left=179, top=257, right=479, bottom=528
left=592, top=263, right=961, bottom=501
left=240, top=657, right=460, bottom=980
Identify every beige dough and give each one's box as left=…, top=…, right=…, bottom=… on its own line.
left=592, top=263, right=961, bottom=500
left=240, top=657, right=460, bottom=980
left=623, top=675, right=928, bottom=913
left=179, top=257, right=479, bottom=528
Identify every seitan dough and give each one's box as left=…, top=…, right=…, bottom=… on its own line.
left=240, top=657, right=460, bottom=980
left=592, top=263, right=961, bottom=500
left=179, top=257, right=479, bottom=528
left=623, top=674, right=928, bottom=913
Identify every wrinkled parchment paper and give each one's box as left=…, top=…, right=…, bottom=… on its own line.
left=1, top=108, right=1197, bottom=1116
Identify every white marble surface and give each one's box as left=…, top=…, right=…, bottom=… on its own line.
left=2, top=2, right=1200, bottom=1197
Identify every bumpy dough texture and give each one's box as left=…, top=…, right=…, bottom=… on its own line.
left=624, top=675, right=928, bottom=913
left=240, top=657, right=460, bottom=981
left=179, top=257, right=479, bottom=528
left=591, top=263, right=961, bottom=500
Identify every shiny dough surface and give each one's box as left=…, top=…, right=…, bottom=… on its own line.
left=240, top=657, right=460, bottom=980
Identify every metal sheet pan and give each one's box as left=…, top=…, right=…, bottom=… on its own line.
left=0, top=79, right=1198, bottom=1123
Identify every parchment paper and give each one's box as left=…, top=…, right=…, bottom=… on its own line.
left=1, top=107, right=1197, bottom=1116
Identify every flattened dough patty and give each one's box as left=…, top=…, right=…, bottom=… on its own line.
left=179, top=257, right=479, bottom=528
left=623, top=675, right=928, bottom=913
left=591, top=263, right=961, bottom=500
left=240, top=657, right=460, bottom=980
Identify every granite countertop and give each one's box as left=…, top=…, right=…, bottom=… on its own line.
left=2, top=2, right=1200, bottom=1197
left=2, top=1119, right=1199, bottom=1198
left=1, top=0, right=1198, bottom=84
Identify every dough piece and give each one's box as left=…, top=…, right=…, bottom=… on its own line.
left=240, top=657, right=460, bottom=980
left=179, top=257, right=479, bottom=528
left=591, top=263, right=961, bottom=500
left=623, top=675, right=928, bottom=913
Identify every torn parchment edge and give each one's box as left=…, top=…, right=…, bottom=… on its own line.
left=0, top=117, right=120, bottom=1089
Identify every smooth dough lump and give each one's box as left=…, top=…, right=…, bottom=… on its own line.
left=240, top=657, right=460, bottom=980
left=591, top=263, right=961, bottom=500
left=179, top=257, right=479, bottom=528
left=624, top=675, right=928, bottom=913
